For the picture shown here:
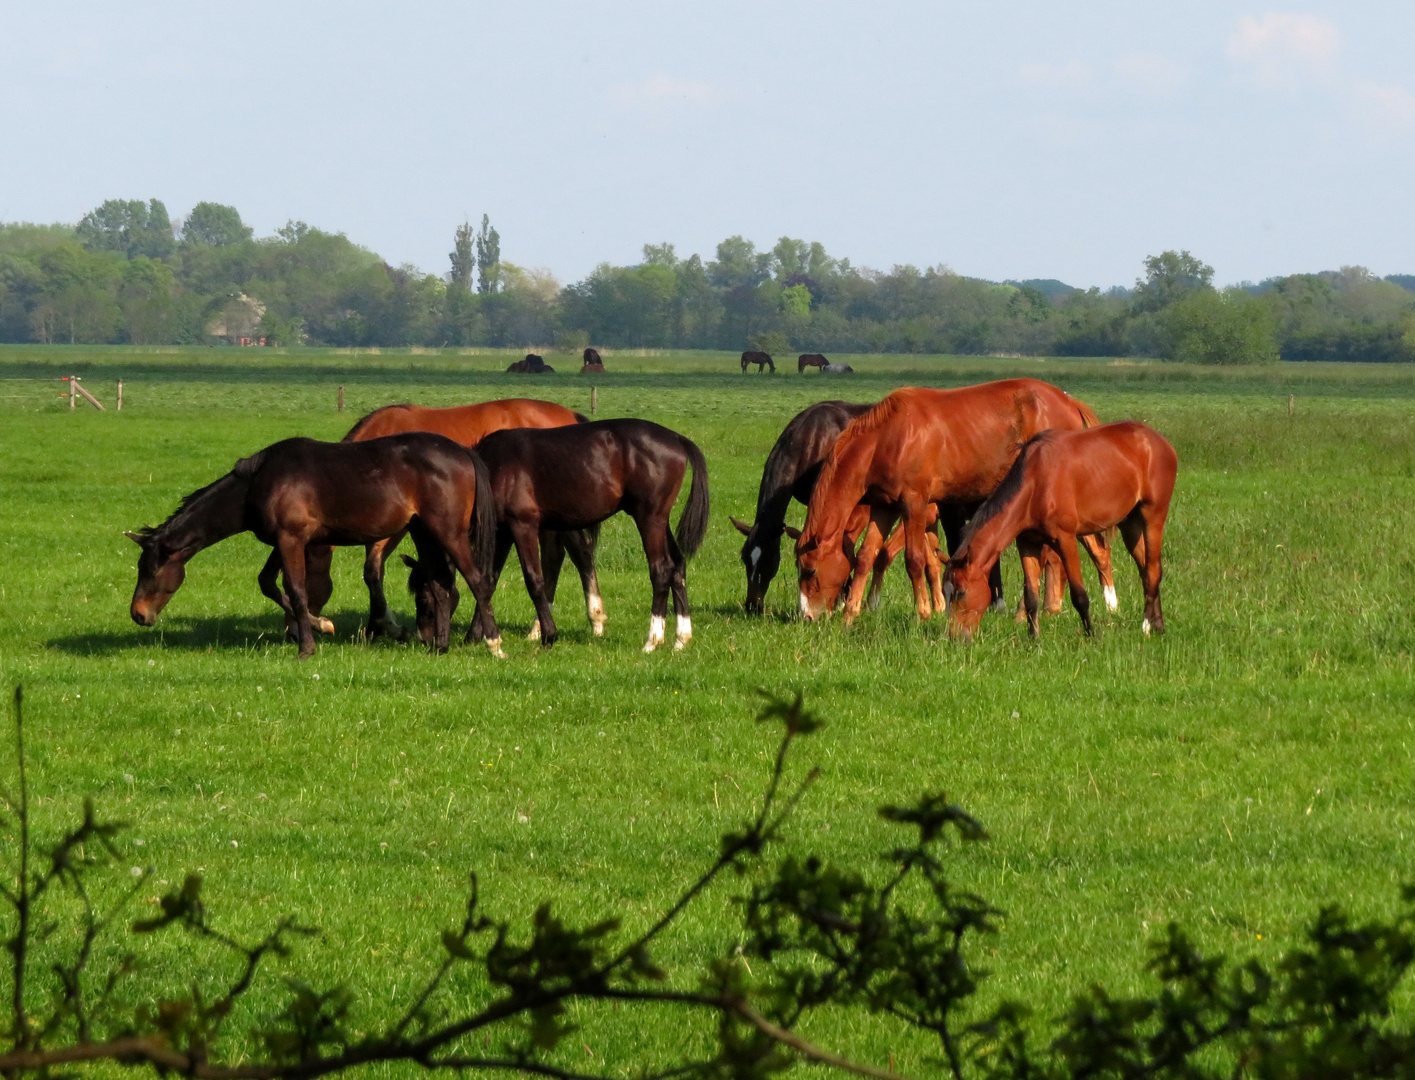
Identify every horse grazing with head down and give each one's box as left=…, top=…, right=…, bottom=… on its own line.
left=795, top=380, right=1116, bottom=623
left=290, top=399, right=599, bottom=642
left=126, top=434, right=502, bottom=659
left=408, top=418, right=709, bottom=653
left=741, top=351, right=774, bottom=374
left=580, top=347, right=605, bottom=373
left=944, top=421, right=1176, bottom=640
left=798, top=353, right=829, bottom=373
left=507, top=354, right=554, bottom=373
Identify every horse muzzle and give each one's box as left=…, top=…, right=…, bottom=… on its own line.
left=130, top=607, right=156, bottom=627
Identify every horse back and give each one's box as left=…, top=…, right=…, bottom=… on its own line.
left=346, top=399, right=579, bottom=447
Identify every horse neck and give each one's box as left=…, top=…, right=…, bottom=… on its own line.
left=802, top=430, right=874, bottom=546
left=959, top=495, right=1028, bottom=578
left=163, top=473, right=250, bottom=555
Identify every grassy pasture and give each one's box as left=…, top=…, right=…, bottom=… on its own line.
left=1, top=345, right=1414, bottom=1073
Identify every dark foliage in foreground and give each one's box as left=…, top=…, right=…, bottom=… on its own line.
left=2, top=684, right=1414, bottom=1079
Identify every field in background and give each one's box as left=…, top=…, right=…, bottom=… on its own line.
left=2, top=346, right=1414, bottom=1072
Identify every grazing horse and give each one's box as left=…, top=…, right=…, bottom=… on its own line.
left=295, top=399, right=600, bottom=641
left=944, top=422, right=1176, bottom=640
left=798, top=353, right=829, bottom=373
left=821, top=363, right=854, bottom=374
left=126, top=434, right=502, bottom=659
left=581, top=347, right=605, bottom=373
left=795, top=380, right=1116, bottom=623
left=429, top=419, right=709, bottom=652
left=741, top=351, right=775, bottom=374
left=507, top=354, right=554, bottom=373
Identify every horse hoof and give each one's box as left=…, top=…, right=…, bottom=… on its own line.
left=527, top=619, right=541, bottom=642
left=485, top=637, right=507, bottom=659
left=1104, top=584, right=1118, bottom=612
left=989, top=598, right=1007, bottom=614
left=592, top=620, right=606, bottom=637
left=297, top=645, right=316, bottom=660
left=643, top=615, right=666, bottom=652
left=674, top=615, right=692, bottom=650
left=1141, top=618, right=1152, bottom=637
left=315, top=617, right=336, bottom=635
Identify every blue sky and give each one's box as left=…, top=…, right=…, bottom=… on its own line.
left=1, top=2, right=1411, bottom=288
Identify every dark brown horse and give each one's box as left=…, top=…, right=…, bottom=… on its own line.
left=412, top=419, right=709, bottom=652
left=796, top=380, right=1115, bottom=622
left=126, top=434, right=502, bottom=658
left=945, top=422, right=1176, bottom=640
left=581, top=347, right=605, bottom=373
left=741, top=351, right=774, bottom=373
left=507, top=354, right=554, bottom=373
left=798, top=353, right=829, bottom=373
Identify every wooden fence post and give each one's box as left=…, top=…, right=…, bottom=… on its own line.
left=591, top=387, right=597, bottom=416
left=72, top=378, right=106, bottom=411
left=1288, top=394, right=1294, bottom=418
left=68, top=377, right=75, bottom=410
left=117, top=380, right=123, bottom=411
left=338, top=385, right=344, bottom=412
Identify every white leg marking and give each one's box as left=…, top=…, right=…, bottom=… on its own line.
left=527, top=618, right=541, bottom=642
left=674, top=614, right=692, bottom=650
left=486, top=636, right=507, bottom=659
left=315, top=616, right=336, bottom=635
left=643, top=614, right=666, bottom=653
left=1141, top=617, right=1151, bottom=637
left=587, top=586, right=606, bottom=635
left=1103, top=584, right=1118, bottom=611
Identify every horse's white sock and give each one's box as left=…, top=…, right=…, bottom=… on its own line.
left=1104, top=584, right=1118, bottom=611
left=674, top=614, right=692, bottom=649
left=643, top=614, right=666, bottom=652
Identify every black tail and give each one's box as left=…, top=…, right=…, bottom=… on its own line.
left=468, top=448, right=498, bottom=580
left=573, top=412, right=591, bottom=424
left=675, top=437, right=710, bottom=560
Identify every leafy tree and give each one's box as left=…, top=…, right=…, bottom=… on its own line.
left=75, top=199, right=173, bottom=260
left=642, top=242, right=678, bottom=268
left=448, top=221, right=474, bottom=292
left=709, top=235, right=771, bottom=290
left=181, top=202, right=252, bottom=248
left=1164, top=286, right=1278, bottom=364
left=779, top=283, right=812, bottom=318
left=475, top=214, right=501, bottom=294
left=1132, top=249, right=1214, bottom=314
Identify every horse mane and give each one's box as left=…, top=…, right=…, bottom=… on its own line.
left=343, top=404, right=411, bottom=441
left=812, top=392, right=906, bottom=498
left=960, top=431, right=1053, bottom=544
left=141, top=449, right=267, bottom=540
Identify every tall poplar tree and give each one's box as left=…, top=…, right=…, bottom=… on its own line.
left=448, top=220, right=474, bottom=292
left=475, top=214, right=501, bottom=294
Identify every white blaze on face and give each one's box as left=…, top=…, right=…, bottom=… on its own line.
left=643, top=614, right=666, bottom=652
left=674, top=614, right=692, bottom=649
left=748, top=547, right=761, bottom=573
left=1141, top=617, right=1152, bottom=637
left=799, top=590, right=812, bottom=618
left=1103, top=584, right=1118, bottom=611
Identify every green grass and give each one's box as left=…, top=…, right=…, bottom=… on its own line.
left=2, top=346, right=1414, bottom=1073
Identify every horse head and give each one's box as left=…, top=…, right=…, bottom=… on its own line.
left=794, top=529, right=850, bottom=620
left=943, top=553, right=990, bottom=641
left=126, top=529, right=191, bottom=626
left=402, top=554, right=458, bottom=653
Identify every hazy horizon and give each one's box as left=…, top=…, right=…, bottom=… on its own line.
left=2, top=2, right=1411, bottom=290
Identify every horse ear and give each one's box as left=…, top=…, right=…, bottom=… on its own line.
left=124, top=531, right=145, bottom=546
left=783, top=525, right=802, bottom=541
left=728, top=515, right=753, bottom=537
left=400, top=554, right=419, bottom=570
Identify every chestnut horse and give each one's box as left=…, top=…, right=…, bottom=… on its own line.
left=795, top=380, right=1116, bottom=622
left=944, top=421, right=1176, bottom=640
left=126, top=434, right=502, bottom=659
left=414, top=419, right=709, bottom=653
left=293, top=399, right=599, bottom=641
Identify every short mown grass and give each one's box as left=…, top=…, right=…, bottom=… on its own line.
left=1, top=346, right=1414, bottom=1074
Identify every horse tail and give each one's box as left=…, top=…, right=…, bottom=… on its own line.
left=674, top=436, right=711, bottom=560
left=1074, top=397, right=1102, bottom=429
left=232, top=448, right=267, bottom=477
left=468, top=447, right=498, bottom=580
left=573, top=412, right=591, bottom=424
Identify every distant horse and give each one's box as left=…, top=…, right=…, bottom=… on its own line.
left=298, top=399, right=600, bottom=641
left=126, top=434, right=502, bottom=659
left=821, top=363, right=854, bottom=374
left=507, top=354, right=554, bottom=373
left=412, top=419, right=709, bottom=652
left=581, top=347, right=605, bottom=374
left=741, top=351, right=775, bottom=373
left=945, top=422, right=1176, bottom=640
left=798, top=353, right=829, bottom=373
left=796, top=380, right=1115, bottom=623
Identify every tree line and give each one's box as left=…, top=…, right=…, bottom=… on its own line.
left=2, top=197, right=1413, bottom=362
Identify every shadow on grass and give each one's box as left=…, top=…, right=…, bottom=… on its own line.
left=45, top=609, right=414, bottom=656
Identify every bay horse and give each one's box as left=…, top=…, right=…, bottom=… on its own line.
left=795, top=380, right=1116, bottom=623
left=413, top=418, right=709, bottom=652
left=581, top=347, right=605, bottom=373
left=126, top=434, right=502, bottom=659
left=944, top=422, right=1176, bottom=640
left=741, top=351, right=775, bottom=374
left=507, top=354, right=554, bottom=373
left=294, top=399, right=602, bottom=642
left=798, top=353, right=829, bottom=373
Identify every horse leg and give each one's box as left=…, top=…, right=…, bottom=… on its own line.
left=258, top=549, right=300, bottom=640
left=467, top=529, right=513, bottom=644
left=1054, top=533, right=1093, bottom=636
left=305, top=544, right=336, bottom=635
left=1042, top=545, right=1066, bottom=614
left=665, top=530, right=693, bottom=649
left=1081, top=531, right=1119, bottom=612
left=901, top=507, right=935, bottom=621
left=1017, top=535, right=1045, bottom=639
left=509, top=521, right=557, bottom=648
left=633, top=512, right=673, bottom=652
left=526, top=530, right=566, bottom=642
left=1123, top=507, right=1167, bottom=635
left=406, top=526, right=455, bottom=653
left=277, top=535, right=318, bottom=659
left=364, top=533, right=408, bottom=641
left=425, top=516, right=505, bottom=659
left=843, top=508, right=889, bottom=623
left=563, top=526, right=606, bottom=636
